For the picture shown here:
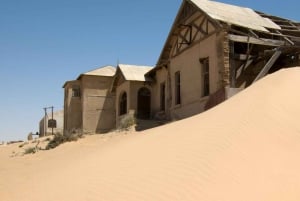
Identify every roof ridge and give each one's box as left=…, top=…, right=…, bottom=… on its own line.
left=84, top=65, right=116, bottom=74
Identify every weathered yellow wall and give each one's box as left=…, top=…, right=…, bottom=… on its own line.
left=115, top=80, right=151, bottom=126
left=39, top=110, right=64, bottom=136
left=150, top=32, right=225, bottom=120
left=115, top=81, right=130, bottom=126
left=81, top=75, right=115, bottom=133
left=129, top=81, right=151, bottom=113
left=169, top=33, right=222, bottom=119
left=151, top=67, right=168, bottom=117
left=63, top=80, right=82, bottom=133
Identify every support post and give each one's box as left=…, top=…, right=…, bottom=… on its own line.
left=229, top=41, right=236, bottom=87
left=253, top=48, right=282, bottom=83
left=43, top=108, right=47, bottom=137
left=51, top=106, right=54, bottom=135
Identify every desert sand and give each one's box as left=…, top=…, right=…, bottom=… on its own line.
left=1, top=67, right=300, bottom=201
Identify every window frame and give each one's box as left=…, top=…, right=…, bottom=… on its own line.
left=160, top=82, right=166, bottom=111
left=200, top=57, right=210, bottom=97
left=174, top=71, right=181, bottom=105
left=71, top=87, right=81, bottom=98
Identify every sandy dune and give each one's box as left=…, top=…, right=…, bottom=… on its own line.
left=1, top=67, right=300, bottom=201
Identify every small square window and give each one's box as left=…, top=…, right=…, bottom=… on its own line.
left=175, top=71, right=181, bottom=105
left=72, top=88, right=80, bottom=97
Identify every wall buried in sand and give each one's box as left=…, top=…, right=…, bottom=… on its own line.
left=1, top=68, right=300, bottom=201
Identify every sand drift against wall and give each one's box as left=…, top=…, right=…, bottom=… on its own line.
left=1, top=67, right=300, bottom=201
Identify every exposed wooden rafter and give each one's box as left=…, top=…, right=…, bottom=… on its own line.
left=171, top=13, right=217, bottom=57
left=228, top=34, right=285, bottom=46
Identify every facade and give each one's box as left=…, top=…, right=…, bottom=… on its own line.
left=63, top=0, right=300, bottom=134
left=111, top=64, right=153, bottom=127
left=63, top=66, right=116, bottom=134
left=146, top=0, right=300, bottom=121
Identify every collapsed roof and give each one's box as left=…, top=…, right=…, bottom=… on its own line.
left=154, top=0, right=300, bottom=68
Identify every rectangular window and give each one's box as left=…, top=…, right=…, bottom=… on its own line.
left=72, top=87, right=81, bottom=97
left=160, top=82, right=166, bottom=111
left=175, top=71, right=181, bottom=105
left=201, top=58, right=210, bottom=97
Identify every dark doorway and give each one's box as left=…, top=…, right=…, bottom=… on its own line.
left=137, top=87, right=151, bottom=119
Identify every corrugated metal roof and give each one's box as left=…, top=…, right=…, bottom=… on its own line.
left=82, top=65, right=116, bottom=77
left=118, top=64, right=153, bottom=81
left=190, top=0, right=281, bottom=32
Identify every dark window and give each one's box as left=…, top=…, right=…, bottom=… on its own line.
left=119, top=92, right=127, bottom=116
left=175, top=71, right=181, bottom=105
left=160, top=82, right=166, bottom=111
left=72, top=88, right=80, bottom=97
left=201, top=58, right=210, bottom=97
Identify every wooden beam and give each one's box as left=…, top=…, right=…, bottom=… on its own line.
left=228, top=34, right=285, bottom=46
left=253, top=48, right=282, bottom=82
left=233, top=54, right=255, bottom=61
left=229, top=41, right=236, bottom=88
left=236, top=59, right=254, bottom=79
left=275, top=30, right=294, bottom=45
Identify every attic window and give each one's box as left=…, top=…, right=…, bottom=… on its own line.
left=72, top=87, right=80, bottom=97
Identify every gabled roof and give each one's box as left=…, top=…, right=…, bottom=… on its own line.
left=190, top=0, right=281, bottom=32
left=110, top=64, right=154, bottom=93
left=118, top=64, right=153, bottom=82
left=77, top=65, right=116, bottom=79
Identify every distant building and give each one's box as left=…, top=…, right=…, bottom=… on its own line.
left=63, top=0, right=300, bottom=134
left=39, top=110, right=64, bottom=137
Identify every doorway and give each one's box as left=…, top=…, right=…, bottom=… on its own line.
left=137, top=87, right=151, bottom=119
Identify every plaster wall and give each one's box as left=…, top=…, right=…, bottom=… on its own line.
left=115, top=81, right=151, bottom=127
left=81, top=75, right=115, bottom=133
left=168, top=33, right=223, bottom=119
left=39, top=110, right=64, bottom=136
left=151, top=67, right=168, bottom=117
left=63, top=80, right=82, bottom=133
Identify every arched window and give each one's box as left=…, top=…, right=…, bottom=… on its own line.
left=119, top=92, right=127, bottom=116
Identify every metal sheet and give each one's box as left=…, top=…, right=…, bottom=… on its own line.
left=119, top=64, right=153, bottom=81
left=83, top=66, right=116, bottom=77
left=191, top=0, right=281, bottom=32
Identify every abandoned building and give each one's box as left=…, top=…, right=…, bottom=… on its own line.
left=39, top=110, right=64, bottom=137
left=63, top=66, right=116, bottom=134
left=146, top=0, right=300, bottom=120
left=111, top=64, right=153, bottom=126
left=63, top=0, right=300, bottom=134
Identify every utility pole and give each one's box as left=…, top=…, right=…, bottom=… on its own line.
left=51, top=106, right=54, bottom=136
left=43, top=107, right=47, bottom=137
left=43, top=106, right=55, bottom=136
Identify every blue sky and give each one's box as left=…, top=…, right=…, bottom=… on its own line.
left=0, top=0, right=299, bottom=142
